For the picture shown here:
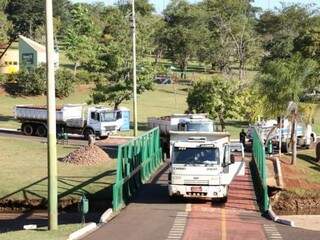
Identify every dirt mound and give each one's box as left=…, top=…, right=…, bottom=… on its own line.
left=61, top=145, right=112, bottom=165
left=272, top=191, right=320, bottom=215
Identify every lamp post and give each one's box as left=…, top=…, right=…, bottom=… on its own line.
left=45, top=0, right=58, bottom=230
left=131, top=0, right=138, bottom=137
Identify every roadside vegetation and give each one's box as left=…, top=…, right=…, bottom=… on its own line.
left=0, top=136, right=116, bottom=203
left=0, top=224, right=82, bottom=240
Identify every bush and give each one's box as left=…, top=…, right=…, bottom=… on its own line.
left=4, top=66, right=74, bottom=98
left=15, top=67, right=46, bottom=95
left=55, top=69, right=74, bottom=98
left=0, top=73, right=5, bottom=84
left=75, top=70, right=91, bottom=84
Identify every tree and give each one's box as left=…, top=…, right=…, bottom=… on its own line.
left=64, top=4, right=99, bottom=76
left=118, top=0, right=155, bottom=16
left=257, top=4, right=315, bottom=63
left=89, top=6, right=154, bottom=109
left=0, top=10, right=11, bottom=43
left=5, top=0, right=44, bottom=38
left=187, top=77, right=241, bottom=131
left=255, top=54, right=317, bottom=117
left=202, top=0, right=261, bottom=80
left=161, top=0, right=203, bottom=78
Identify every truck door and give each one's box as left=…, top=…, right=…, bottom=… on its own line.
left=89, top=111, right=101, bottom=132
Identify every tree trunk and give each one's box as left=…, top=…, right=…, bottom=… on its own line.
left=218, top=114, right=225, bottom=132
left=73, top=62, right=79, bottom=77
left=291, top=111, right=297, bottom=165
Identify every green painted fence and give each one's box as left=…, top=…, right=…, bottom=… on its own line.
left=112, top=128, right=163, bottom=211
left=252, top=127, right=269, bottom=212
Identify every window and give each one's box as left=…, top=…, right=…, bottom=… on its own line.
left=8, top=61, right=12, bottom=65
left=13, top=62, right=18, bottom=65
left=4, top=61, right=8, bottom=65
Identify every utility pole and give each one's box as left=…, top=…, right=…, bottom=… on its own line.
left=46, top=0, right=58, bottom=230
left=131, top=0, right=138, bottom=137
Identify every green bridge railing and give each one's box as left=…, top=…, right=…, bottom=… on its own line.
left=252, top=127, right=269, bottom=212
left=112, top=127, right=163, bottom=212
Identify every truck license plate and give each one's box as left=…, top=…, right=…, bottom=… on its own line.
left=191, top=186, right=202, bottom=192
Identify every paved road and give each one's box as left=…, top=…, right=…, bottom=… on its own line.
left=83, top=161, right=319, bottom=240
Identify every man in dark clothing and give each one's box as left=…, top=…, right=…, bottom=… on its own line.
left=240, top=129, right=247, bottom=147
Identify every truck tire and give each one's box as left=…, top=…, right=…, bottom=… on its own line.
left=36, top=125, right=47, bottom=137
left=282, top=140, right=291, bottom=153
left=84, top=128, right=94, bottom=140
left=22, top=124, right=34, bottom=136
left=220, top=196, right=228, bottom=203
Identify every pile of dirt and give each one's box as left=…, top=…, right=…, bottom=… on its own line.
left=272, top=191, right=320, bottom=215
left=61, top=145, right=112, bottom=165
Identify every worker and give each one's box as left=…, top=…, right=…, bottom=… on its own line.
left=240, top=129, right=247, bottom=147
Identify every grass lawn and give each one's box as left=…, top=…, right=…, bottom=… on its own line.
left=0, top=224, right=82, bottom=240
left=280, top=149, right=320, bottom=196
left=0, top=83, right=245, bottom=138
left=0, top=135, right=116, bottom=202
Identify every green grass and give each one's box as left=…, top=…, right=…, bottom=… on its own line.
left=314, top=103, right=320, bottom=135
left=0, top=136, right=116, bottom=201
left=281, top=149, right=320, bottom=196
left=0, top=224, right=82, bottom=240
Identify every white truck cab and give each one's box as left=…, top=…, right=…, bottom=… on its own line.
left=168, top=132, right=245, bottom=201
left=86, top=107, right=123, bottom=138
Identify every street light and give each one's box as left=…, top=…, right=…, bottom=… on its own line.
left=131, top=0, right=138, bottom=137
left=45, top=0, right=58, bottom=230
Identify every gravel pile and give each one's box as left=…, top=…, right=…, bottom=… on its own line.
left=61, top=145, right=111, bottom=165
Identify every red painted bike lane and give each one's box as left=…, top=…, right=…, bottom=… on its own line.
left=182, top=161, right=268, bottom=240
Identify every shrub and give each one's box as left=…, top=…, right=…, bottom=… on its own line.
left=55, top=69, right=74, bottom=98
left=4, top=66, right=74, bottom=98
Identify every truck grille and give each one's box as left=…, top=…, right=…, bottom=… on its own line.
left=105, top=126, right=116, bottom=131
left=184, top=180, right=209, bottom=185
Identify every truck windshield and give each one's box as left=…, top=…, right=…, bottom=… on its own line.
left=187, top=122, right=214, bottom=132
left=173, top=147, right=219, bottom=165
left=100, top=112, right=116, bottom=122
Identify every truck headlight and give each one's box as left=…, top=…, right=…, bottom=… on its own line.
left=172, top=175, right=181, bottom=180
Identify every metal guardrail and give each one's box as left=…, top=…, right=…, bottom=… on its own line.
left=252, top=127, right=269, bottom=212
left=112, top=128, right=163, bottom=212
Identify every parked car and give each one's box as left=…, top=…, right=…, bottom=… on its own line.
left=154, top=76, right=172, bottom=84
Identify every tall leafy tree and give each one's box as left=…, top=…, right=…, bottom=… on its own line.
left=256, top=54, right=318, bottom=117
left=187, top=77, right=241, bottom=131
left=5, top=0, right=44, bottom=38
left=160, top=0, right=203, bottom=78
left=89, top=6, right=154, bottom=109
left=64, top=4, right=99, bottom=76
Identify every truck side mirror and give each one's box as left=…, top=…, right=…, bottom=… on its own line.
left=230, top=154, right=235, bottom=164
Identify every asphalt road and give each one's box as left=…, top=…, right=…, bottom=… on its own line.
left=83, top=162, right=319, bottom=240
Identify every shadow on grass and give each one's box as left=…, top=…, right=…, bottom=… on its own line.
left=297, top=154, right=320, bottom=172
left=0, top=169, right=116, bottom=210
left=0, top=114, right=15, bottom=122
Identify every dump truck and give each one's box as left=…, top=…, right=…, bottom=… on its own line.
left=148, top=114, right=215, bottom=155
left=15, top=104, right=127, bottom=139
left=247, top=119, right=317, bottom=152
left=168, top=131, right=245, bottom=202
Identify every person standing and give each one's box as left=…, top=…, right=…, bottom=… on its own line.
left=240, top=129, right=247, bottom=147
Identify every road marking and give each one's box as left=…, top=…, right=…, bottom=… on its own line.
left=166, top=212, right=189, bottom=240
left=186, top=203, right=192, bottom=212
left=221, top=208, right=226, bottom=240
left=263, top=224, right=283, bottom=240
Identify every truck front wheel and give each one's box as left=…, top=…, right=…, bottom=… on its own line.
left=36, top=125, right=47, bottom=137
left=22, top=124, right=34, bottom=136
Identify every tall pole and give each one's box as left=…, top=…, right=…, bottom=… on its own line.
left=132, top=0, right=138, bottom=137
left=46, top=0, right=58, bottom=230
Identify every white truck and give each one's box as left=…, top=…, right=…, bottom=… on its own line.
left=168, top=131, right=245, bottom=202
left=15, top=104, right=124, bottom=139
left=247, top=119, right=317, bottom=152
left=148, top=114, right=215, bottom=155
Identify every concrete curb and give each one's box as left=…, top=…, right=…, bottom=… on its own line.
left=267, top=202, right=295, bottom=227
left=99, top=208, right=113, bottom=223
left=68, top=222, right=97, bottom=240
